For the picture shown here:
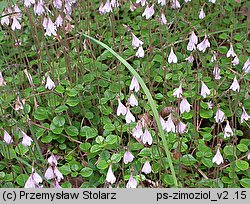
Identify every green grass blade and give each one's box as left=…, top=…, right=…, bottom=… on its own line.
left=82, top=33, right=178, bottom=187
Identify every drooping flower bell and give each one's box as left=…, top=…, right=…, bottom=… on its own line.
left=165, top=114, right=176, bottom=133
left=128, top=93, right=138, bottom=107
left=240, top=107, right=250, bottom=123
left=158, top=0, right=166, bottom=6
left=117, top=98, right=127, bottom=116
left=173, top=84, right=182, bottom=98
left=242, top=58, right=250, bottom=74
left=136, top=46, right=145, bottom=58
left=142, top=4, right=154, bottom=20
left=106, top=164, right=116, bottom=184
left=197, top=34, right=210, bottom=52
left=53, top=0, right=62, bottom=9
left=55, top=15, right=63, bottom=27
left=34, top=0, right=45, bottom=16
left=25, top=168, right=43, bottom=188
left=126, top=174, right=137, bottom=188
left=141, top=128, right=153, bottom=145
left=180, top=98, right=191, bottom=114
left=185, top=55, right=194, bottom=63
left=224, top=120, right=233, bottom=138
left=176, top=121, right=188, bottom=134
left=160, top=13, right=167, bottom=25
left=226, top=44, right=236, bottom=58
left=199, top=7, right=206, bottom=19
left=45, top=75, right=55, bottom=90
left=0, top=71, right=6, bottom=86
left=123, top=151, right=134, bottom=164
left=44, top=17, right=57, bottom=37
left=132, top=121, right=143, bottom=138
left=3, top=130, right=13, bottom=145
left=214, top=108, right=225, bottom=123
left=129, top=76, right=140, bottom=92
left=200, top=81, right=210, bottom=98
left=142, top=160, right=152, bottom=174
left=187, top=31, right=198, bottom=51
left=229, top=77, right=240, bottom=92
left=125, top=108, right=135, bottom=124
left=211, top=51, right=217, bottom=62
left=213, top=64, right=221, bottom=80
left=24, top=0, right=35, bottom=7
left=168, top=47, right=177, bottom=64
left=131, top=32, right=144, bottom=49
left=1, top=11, right=10, bottom=26
left=212, top=148, right=223, bottom=165
left=20, top=129, right=33, bottom=147
left=170, top=0, right=181, bottom=9
left=136, top=0, right=146, bottom=6
left=232, top=55, right=239, bottom=66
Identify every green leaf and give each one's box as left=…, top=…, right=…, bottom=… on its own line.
left=201, top=158, right=213, bottom=168
left=111, top=153, right=122, bottom=163
left=181, top=154, right=197, bottom=166
left=105, top=135, right=119, bottom=145
left=41, top=135, right=53, bottom=143
left=59, top=164, right=72, bottom=175
left=65, top=126, right=79, bottom=137
left=52, top=116, right=65, bottom=127
left=66, top=97, right=80, bottom=107
left=16, top=174, right=29, bottom=187
left=236, top=160, right=249, bottom=171
left=104, top=123, right=115, bottom=131
left=163, top=174, right=174, bottom=186
left=80, top=126, right=98, bottom=139
left=80, top=167, right=93, bottom=177
left=237, top=144, right=248, bottom=152
left=240, top=178, right=250, bottom=188
left=200, top=109, right=213, bottom=119
left=34, top=107, right=48, bottom=120
left=55, top=105, right=68, bottom=113
left=97, top=160, right=109, bottom=170
left=79, top=143, right=91, bottom=152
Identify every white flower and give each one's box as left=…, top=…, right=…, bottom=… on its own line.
left=34, top=0, right=45, bottom=16
left=184, top=0, right=191, bottom=2
left=24, top=0, right=35, bottom=7
left=102, top=0, right=113, bottom=14
left=131, top=32, right=144, bottom=49
left=142, top=4, right=154, bottom=20
left=180, top=98, right=191, bottom=114
left=229, top=77, right=240, bottom=92
left=161, top=13, right=167, bottom=25
left=0, top=71, right=6, bottom=86
left=125, top=108, right=135, bottom=124
left=53, top=166, right=64, bottom=182
left=176, top=121, right=188, bottom=134
left=111, top=0, right=119, bottom=8
left=248, top=153, right=250, bottom=160
left=44, top=18, right=57, bottom=36
left=168, top=47, right=178, bottom=64
left=226, top=44, right=236, bottom=58
left=106, top=165, right=116, bottom=184
left=25, top=169, right=43, bottom=188
left=240, top=107, right=250, bottom=123
left=117, top=99, right=127, bottom=116
left=132, top=122, right=143, bottom=138
left=209, top=0, right=216, bottom=3
left=20, top=130, right=33, bottom=147
left=242, top=58, right=250, bottom=74
left=1, top=11, right=10, bottom=26
left=130, top=2, right=136, bottom=11
left=11, top=17, right=21, bottom=30
left=170, top=0, right=181, bottom=9
left=187, top=31, right=198, bottom=51
left=55, top=15, right=63, bottom=27
left=232, top=55, right=239, bottom=66
left=211, top=52, right=217, bottom=62
left=126, top=175, right=137, bottom=188
left=136, top=0, right=146, bottom=6
left=185, top=55, right=194, bottom=63
left=129, top=76, right=140, bottom=92
left=207, top=101, right=213, bottom=109
left=48, top=154, right=58, bottom=166
left=173, top=84, right=182, bottom=98
left=3, top=130, right=13, bottom=145
left=45, top=166, right=55, bottom=180
left=214, top=108, right=225, bottom=123
left=199, top=7, right=206, bottom=19
left=212, top=148, right=223, bottom=165
left=197, top=35, right=210, bottom=52
left=141, top=128, right=153, bottom=145
left=213, top=65, right=221, bottom=80
left=128, top=93, right=138, bottom=107
left=224, top=121, right=233, bottom=138
left=136, top=46, right=145, bottom=58
left=200, top=81, right=210, bottom=98
left=142, top=160, right=152, bottom=174
left=158, top=0, right=166, bottom=6
left=123, top=151, right=134, bottom=164
left=165, top=114, right=176, bottom=133
left=45, top=75, right=55, bottom=90
left=160, top=116, right=167, bottom=131
left=53, top=0, right=62, bottom=9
